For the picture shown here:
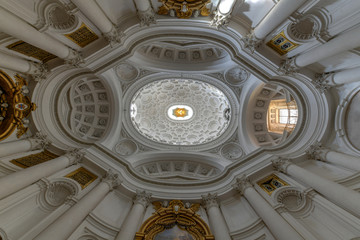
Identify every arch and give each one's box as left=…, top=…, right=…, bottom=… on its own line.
left=136, top=200, right=214, bottom=240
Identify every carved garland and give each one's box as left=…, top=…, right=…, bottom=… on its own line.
left=136, top=200, right=214, bottom=240
left=0, top=71, right=36, bottom=141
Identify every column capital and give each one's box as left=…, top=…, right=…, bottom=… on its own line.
left=241, top=32, right=262, bottom=53
left=27, top=62, right=48, bottom=82
left=137, top=6, right=156, bottom=27
left=306, top=141, right=329, bottom=161
left=134, top=189, right=152, bottom=208
left=279, top=58, right=298, bottom=75
left=233, top=175, right=253, bottom=195
left=210, top=11, right=231, bottom=29
left=202, top=193, right=219, bottom=209
left=65, top=148, right=84, bottom=165
left=64, top=49, right=84, bottom=68
left=102, top=169, right=122, bottom=190
left=28, top=131, right=51, bottom=150
left=103, top=25, right=124, bottom=47
left=313, top=73, right=332, bottom=93
left=272, top=158, right=292, bottom=173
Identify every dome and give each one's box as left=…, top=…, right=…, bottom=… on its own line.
left=129, top=79, right=231, bottom=145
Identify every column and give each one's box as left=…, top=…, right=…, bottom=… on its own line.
left=308, top=143, right=360, bottom=171
left=210, top=0, right=237, bottom=29
left=233, top=176, right=304, bottom=240
left=0, top=7, right=81, bottom=64
left=281, top=25, right=360, bottom=74
left=0, top=149, right=83, bottom=200
left=202, top=193, right=231, bottom=240
left=0, top=132, right=49, bottom=158
left=34, top=170, right=121, bottom=240
left=115, top=190, right=151, bottom=240
left=272, top=159, right=360, bottom=217
left=317, top=66, right=360, bottom=86
left=133, top=0, right=156, bottom=26
left=71, top=0, right=123, bottom=46
left=242, top=0, right=307, bottom=51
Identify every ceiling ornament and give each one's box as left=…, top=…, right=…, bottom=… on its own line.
left=157, top=0, right=211, bottom=19
left=0, top=72, right=36, bottom=141
left=225, top=67, right=249, bottom=86
left=136, top=200, right=214, bottom=240
left=220, top=142, right=243, bottom=160
left=115, top=139, right=138, bottom=156
left=129, top=79, right=231, bottom=146
left=116, top=62, right=139, bottom=82
left=266, top=31, right=299, bottom=56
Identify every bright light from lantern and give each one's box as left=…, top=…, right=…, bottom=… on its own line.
left=167, top=105, right=194, bottom=121
left=218, top=0, right=236, bottom=14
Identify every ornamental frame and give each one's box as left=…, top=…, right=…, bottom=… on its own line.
left=135, top=200, right=214, bottom=240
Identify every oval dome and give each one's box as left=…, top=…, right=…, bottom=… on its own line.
left=129, top=79, right=231, bottom=145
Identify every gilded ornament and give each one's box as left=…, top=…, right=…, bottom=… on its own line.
left=6, top=41, right=56, bottom=62
left=257, top=174, right=289, bottom=195
left=157, top=0, right=211, bottom=19
left=64, top=23, right=99, bottom=48
left=65, top=167, right=98, bottom=189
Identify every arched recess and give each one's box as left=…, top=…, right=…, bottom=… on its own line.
left=135, top=200, right=214, bottom=240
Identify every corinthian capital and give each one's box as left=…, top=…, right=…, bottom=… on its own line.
left=313, top=73, right=332, bottom=93
left=134, top=190, right=152, bottom=208
left=137, top=7, right=156, bottom=26
left=64, top=49, right=84, bottom=68
left=27, top=62, right=48, bottom=82
left=28, top=131, right=51, bottom=150
left=306, top=142, right=329, bottom=161
left=65, top=148, right=84, bottom=165
left=279, top=58, right=298, bottom=75
left=241, top=32, right=262, bottom=53
left=202, top=193, right=219, bottom=209
left=233, top=175, right=253, bottom=195
left=102, top=169, right=121, bottom=190
left=103, top=25, right=124, bottom=47
left=271, top=158, right=292, bottom=173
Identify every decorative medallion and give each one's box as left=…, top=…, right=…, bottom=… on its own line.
left=0, top=71, right=37, bottom=141
left=157, top=0, right=211, bottom=19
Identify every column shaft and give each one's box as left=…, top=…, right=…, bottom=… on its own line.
left=34, top=181, right=111, bottom=240
left=254, top=0, right=306, bottom=39
left=71, top=0, right=113, bottom=33
left=0, top=51, right=32, bottom=73
left=295, top=26, right=360, bottom=67
left=243, top=187, right=303, bottom=240
left=287, top=163, right=360, bottom=217
left=332, top=66, right=360, bottom=85
left=134, top=0, right=151, bottom=12
left=0, top=139, right=32, bottom=158
left=206, top=206, right=231, bottom=240
left=0, top=7, right=72, bottom=59
left=115, top=203, right=145, bottom=240
left=324, top=150, right=360, bottom=172
left=0, top=155, right=72, bottom=200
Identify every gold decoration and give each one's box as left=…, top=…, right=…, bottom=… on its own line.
left=136, top=200, right=214, bottom=240
left=6, top=41, right=56, bottom=62
left=266, top=31, right=299, bottom=56
left=157, top=0, right=211, bottom=19
left=257, top=174, right=289, bottom=195
left=0, top=71, right=36, bottom=141
left=64, top=23, right=99, bottom=48
left=10, top=150, right=58, bottom=168
left=65, top=167, right=97, bottom=189
left=174, top=108, right=188, bottom=117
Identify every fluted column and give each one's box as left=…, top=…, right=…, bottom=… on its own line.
left=0, top=149, right=83, bottom=200
left=34, top=170, right=121, bottom=240
left=133, top=0, right=156, bottom=26
left=272, top=159, right=360, bottom=217
left=308, top=143, right=360, bottom=171
left=0, top=132, right=49, bottom=158
left=233, top=176, right=304, bottom=240
left=115, top=190, right=152, bottom=240
left=71, top=0, right=123, bottom=46
left=242, top=0, right=306, bottom=51
left=0, top=7, right=81, bottom=65
left=202, top=193, right=231, bottom=240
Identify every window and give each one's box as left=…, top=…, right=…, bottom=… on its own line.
left=279, top=109, right=298, bottom=124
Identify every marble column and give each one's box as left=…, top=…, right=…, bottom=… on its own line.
left=307, top=143, right=360, bottom=172
left=34, top=170, right=121, bottom=240
left=0, top=51, right=47, bottom=81
left=133, top=0, right=156, bottom=26
left=281, top=25, right=360, bottom=74
left=272, top=158, right=360, bottom=217
left=115, top=190, right=152, bottom=240
left=0, top=132, right=49, bottom=158
left=0, top=149, right=83, bottom=200
left=242, top=0, right=307, bottom=51
left=0, top=7, right=82, bottom=65
left=71, top=0, right=123, bottom=46
left=233, top=176, right=304, bottom=240
left=202, top=193, right=231, bottom=240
